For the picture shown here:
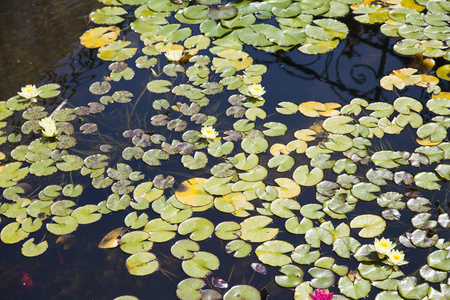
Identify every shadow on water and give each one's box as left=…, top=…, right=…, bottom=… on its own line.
left=1, top=1, right=449, bottom=299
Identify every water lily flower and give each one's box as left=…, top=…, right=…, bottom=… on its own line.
left=39, top=116, right=58, bottom=137
left=18, top=84, right=41, bottom=100
left=165, top=49, right=183, bottom=62
left=374, top=237, right=395, bottom=257
left=248, top=84, right=266, bottom=98
left=200, top=125, right=218, bottom=140
left=387, top=249, right=408, bottom=266
left=309, top=289, right=333, bottom=300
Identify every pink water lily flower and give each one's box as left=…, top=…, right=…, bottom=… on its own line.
left=309, top=289, right=333, bottom=300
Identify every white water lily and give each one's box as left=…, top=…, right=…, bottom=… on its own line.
left=39, top=117, right=58, bottom=137
left=18, top=84, right=41, bottom=100
left=387, top=249, right=408, bottom=266
left=165, top=49, right=183, bottom=62
left=248, top=84, right=266, bottom=98
left=200, top=126, right=218, bottom=140
left=374, top=237, right=395, bottom=257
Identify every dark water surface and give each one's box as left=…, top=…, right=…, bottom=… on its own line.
left=0, top=0, right=100, bottom=100
left=1, top=1, right=447, bottom=299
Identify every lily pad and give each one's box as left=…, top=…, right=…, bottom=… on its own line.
left=350, top=214, right=386, bottom=238
left=182, top=251, right=220, bottom=278
left=21, top=238, right=48, bottom=257
left=126, top=252, right=159, bottom=276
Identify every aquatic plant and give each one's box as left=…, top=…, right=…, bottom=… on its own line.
left=1, top=0, right=450, bottom=298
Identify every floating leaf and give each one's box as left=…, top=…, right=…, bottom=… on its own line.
left=126, top=252, right=159, bottom=276
left=293, top=165, right=324, bottom=186
left=1, top=222, right=28, bottom=244
left=176, top=278, right=205, bottom=300
left=81, top=26, right=120, bottom=48
left=240, top=216, right=278, bottom=243
left=208, top=5, right=238, bottom=20
left=46, top=216, right=78, bottom=235
left=98, top=227, right=129, bottom=248
left=338, top=277, right=371, bottom=299
left=309, top=267, right=335, bottom=289
left=21, top=238, right=48, bottom=257
left=255, top=240, right=294, bottom=267
left=226, top=240, right=252, bottom=258
left=350, top=214, right=386, bottom=238
left=90, top=7, right=127, bottom=25
left=178, top=217, right=214, bottom=241
left=145, top=218, right=177, bottom=242
left=223, top=285, right=261, bottom=300
left=182, top=251, right=219, bottom=278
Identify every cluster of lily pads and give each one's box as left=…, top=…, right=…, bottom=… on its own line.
left=1, top=0, right=450, bottom=299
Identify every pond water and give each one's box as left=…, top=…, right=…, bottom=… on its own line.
left=1, top=0, right=450, bottom=299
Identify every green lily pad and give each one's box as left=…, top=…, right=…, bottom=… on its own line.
left=240, top=216, right=278, bottom=243
left=1, top=222, right=28, bottom=244
left=398, top=276, right=430, bottom=299
left=22, top=218, right=42, bottom=233
left=62, top=184, right=83, bottom=197
left=176, top=278, right=205, bottom=300
left=338, top=277, right=371, bottom=299
left=46, top=216, right=78, bottom=235
left=268, top=155, right=295, bottom=172
left=144, top=218, right=177, bottom=242
left=182, top=251, right=220, bottom=278
left=124, top=212, right=148, bottom=229
left=223, top=285, right=261, bottom=300
left=263, top=122, right=288, bottom=136
left=255, top=240, right=294, bottom=267
left=285, top=217, right=313, bottom=235
left=90, top=6, right=127, bottom=24
left=21, top=238, right=48, bottom=257
left=350, top=214, right=386, bottom=238
left=215, top=221, right=241, bottom=240
left=270, top=198, right=300, bottom=219
left=275, top=264, right=303, bottom=288
left=419, top=265, right=447, bottom=283
left=72, top=205, right=102, bottom=224
left=178, top=217, right=214, bottom=241
left=309, top=267, right=335, bottom=289
left=293, top=165, right=324, bottom=186
left=233, top=153, right=259, bottom=170
left=51, top=200, right=76, bottom=216
left=126, top=252, right=159, bottom=276
left=351, top=182, right=380, bottom=201
left=241, top=136, right=268, bottom=154
left=305, top=227, right=334, bottom=248
left=333, top=237, right=361, bottom=258
left=225, top=240, right=252, bottom=258
left=428, top=249, right=450, bottom=271
left=171, top=239, right=200, bottom=260
left=414, top=172, right=442, bottom=190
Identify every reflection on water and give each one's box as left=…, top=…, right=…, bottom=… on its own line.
left=0, top=0, right=100, bottom=100
left=1, top=1, right=449, bottom=300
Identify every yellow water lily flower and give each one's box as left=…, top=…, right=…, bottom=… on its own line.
left=387, top=249, right=408, bottom=266
left=39, top=117, right=58, bottom=137
left=200, top=126, right=218, bottom=140
left=18, top=84, right=41, bottom=100
left=165, top=49, right=183, bottom=62
left=248, top=84, right=266, bottom=98
left=374, top=237, right=395, bottom=257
